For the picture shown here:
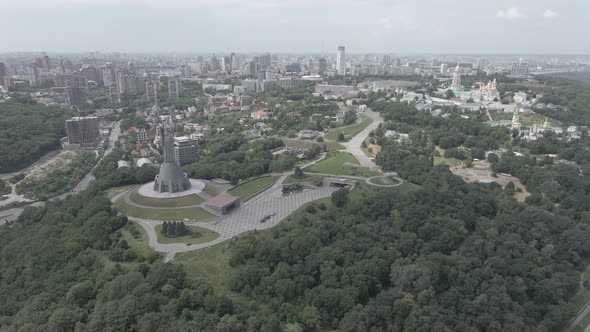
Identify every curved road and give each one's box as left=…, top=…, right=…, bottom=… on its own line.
left=341, top=108, right=383, bottom=169
left=0, top=121, right=121, bottom=223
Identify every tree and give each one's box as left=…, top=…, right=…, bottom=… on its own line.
left=316, top=136, right=324, bottom=143
left=294, top=167, right=304, bottom=178
left=331, top=188, right=349, bottom=208
left=337, top=132, right=345, bottom=142
left=487, top=153, right=500, bottom=163
left=446, top=89, right=455, bottom=99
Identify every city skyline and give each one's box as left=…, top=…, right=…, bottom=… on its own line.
left=0, top=0, right=587, bottom=54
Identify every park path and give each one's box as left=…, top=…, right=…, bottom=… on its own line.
left=115, top=182, right=337, bottom=255
left=340, top=108, right=383, bottom=169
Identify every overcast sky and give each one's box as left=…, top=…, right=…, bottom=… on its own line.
left=0, top=0, right=586, bottom=54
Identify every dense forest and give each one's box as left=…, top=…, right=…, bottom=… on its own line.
left=0, top=99, right=72, bottom=173
left=534, top=76, right=590, bottom=126
left=184, top=137, right=296, bottom=182
left=227, top=167, right=587, bottom=331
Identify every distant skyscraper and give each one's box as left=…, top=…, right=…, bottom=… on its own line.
left=0, top=62, right=6, bottom=85
left=180, top=65, right=192, bottom=77
left=231, top=53, right=240, bottom=70
left=168, top=78, right=181, bottom=99
left=66, top=117, right=99, bottom=146
left=30, top=67, right=40, bottom=87
left=102, top=62, right=116, bottom=87
left=440, top=63, right=448, bottom=74
left=258, top=53, right=271, bottom=70
left=314, top=58, right=327, bottom=75
left=336, top=46, right=346, bottom=75
left=210, top=55, right=220, bottom=71
left=477, top=58, right=490, bottom=71
left=511, top=59, right=529, bottom=76
left=146, top=80, right=158, bottom=105
left=382, top=55, right=392, bottom=65
left=42, top=55, right=51, bottom=72
left=450, top=65, right=462, bottom=91
left=109, top=83, right=121, bottom=104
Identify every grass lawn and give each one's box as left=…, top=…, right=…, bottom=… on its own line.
left=434, top=156, right=463, bottom=166
left=128, top=190, right=204, bottom=208
left=283, top=174, right=326, bottom=184
left=228, top=175, right=278, bottom=200
left=520, top=113, right=561, bottom=127
left=304, top=152, right=362, bottom=176
left=282, top=138, right=344, bottom=151
left=203, top=185, right=218, bottom=196
left=114, top=197, right=216, bottom=221
left=434, top=146, right=464, bottom=167
left=120, top=223, right=154, bottom=257
left=105, top=185, right=138, bottom=199
left=324, top=114, right=373, bottom=141
left=155, top=224, right=220, bottom=244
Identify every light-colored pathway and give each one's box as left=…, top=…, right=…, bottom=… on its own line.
left=340, top=108, right=383, bottom=169
left=120, top=182, right=337, bottom=254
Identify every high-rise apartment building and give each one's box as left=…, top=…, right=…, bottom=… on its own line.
left=66, top=116, right=99, bottom=146
left=168, top=78, right=181, bottom=99
left=102, top=62, right=116, bottom=87
left=258, top=53, right=272, bottom=70
left=314, top=58, right=327, bottom=75
left=173, top=136, right=198, bottom=165
left=42, top=55, right=51, bottom=72
left=0, top=62, right=7, bottom=85
left=146, top=80, right=158, bottom=104
left=109, top=83, right=121, bottom=104
left=477, top=58, right=490, bottom=71
left=336, top=46, right=346, bottom=75
left=511, top=59, right=529, bottom=76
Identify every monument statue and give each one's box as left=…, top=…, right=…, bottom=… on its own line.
left=153, top=117, right=192, bottom=193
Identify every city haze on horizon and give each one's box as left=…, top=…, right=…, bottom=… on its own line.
left=0, top=0, right=587, bottom=54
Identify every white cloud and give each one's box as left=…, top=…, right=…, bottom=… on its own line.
left=544, top=9, right=557, bottom=18
left=496, top=7, right=527, bottom=20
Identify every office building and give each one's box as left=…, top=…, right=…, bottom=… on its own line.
left=511, top=59, right=529, bottom=76
left=440, top=63, right=448, bottom=74
left=174, top=136, right=198, bottom=165
left=337, top=46, right=346, bottom=75
left=168, top=78, right=181, bottom=99
left=66, top=116, right=99, bottom=146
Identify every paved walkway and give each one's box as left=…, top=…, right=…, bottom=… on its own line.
left=340, top=108, right=383, bottom=169
left=120, top=178, right=337, bottom=256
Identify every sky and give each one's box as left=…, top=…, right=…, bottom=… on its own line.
left=0, top=0, right=586, bottom=54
